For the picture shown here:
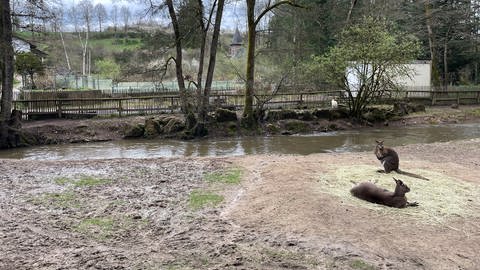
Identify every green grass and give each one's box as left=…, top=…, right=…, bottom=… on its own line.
left=89, top=38, right=143, bottom=51
left=189, top=190, right=224, bottom=210
left=33, top=191, right=81, bottom=208
left=350, top=259, right=376, bottom=270
left=75, top=217, right=115, bottom=239
left=54, top=175, right=111, bottom=187
left=467, top=107, right=480, bottom=117
left=74, top=175, right=111, bottom=187
left=204, top=167, right=243, bottom=184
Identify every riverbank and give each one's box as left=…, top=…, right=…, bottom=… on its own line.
left=18, top=104, right=480, bottom=146
left=1, top=138, right=479, bottom=269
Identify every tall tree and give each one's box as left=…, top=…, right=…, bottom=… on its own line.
left=242, top=0, right=301, bottom=127
left=111, top=4, right=118, bottom=33
left=78, top=0, right=93, bottom=33
left=93, top=3, right=107, bottom=32
left=147, top=0, right=225, bottom=135
left=120, top=5, right=131, bottom=35
left=0, top=0, right=15, bottom=147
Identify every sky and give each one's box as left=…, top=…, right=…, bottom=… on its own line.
left=60, top=0, right=247, bottom=31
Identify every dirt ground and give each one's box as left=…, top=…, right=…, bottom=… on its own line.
left=1, top=105, right=480, bottom=269
left=1, top=136, right=480, bottom=269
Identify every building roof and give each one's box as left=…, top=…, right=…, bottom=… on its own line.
left=231, top=28, right=243, bottom=46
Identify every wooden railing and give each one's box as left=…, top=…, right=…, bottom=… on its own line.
left=12, top=89, right=480, bottom=120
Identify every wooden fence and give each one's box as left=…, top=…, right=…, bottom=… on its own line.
left=12, top=89, right=480, bottom=120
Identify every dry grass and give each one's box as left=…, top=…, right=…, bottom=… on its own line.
left=318, top=164, right=480, bottom=223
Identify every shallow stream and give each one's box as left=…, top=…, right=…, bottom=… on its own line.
left=1, top=123, right=479, bottom=160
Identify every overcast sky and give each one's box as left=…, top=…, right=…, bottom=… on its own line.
left=60, top=0, right=246, bottom=31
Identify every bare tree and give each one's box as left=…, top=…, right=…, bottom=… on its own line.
left=120, top=5, right=131, bottom=34
left=242, top=0, right=302, bottom=127
left=111, top=4, right=118, bottom=32
left=77, top=0, right=93, bottom=75
left=94, top=3, right=107, bottom=32
left=78, top=0, right=93, bottom=33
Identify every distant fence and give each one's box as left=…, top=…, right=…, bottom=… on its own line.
left=12, top=88, right=480, bottom=120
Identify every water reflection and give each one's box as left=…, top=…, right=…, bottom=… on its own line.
left=0, top=123, right=479, bottom=160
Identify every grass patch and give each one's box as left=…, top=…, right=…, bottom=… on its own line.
left=350, top=259, right=376, bottom=270
left=75, top=217, right=115, bottom=239
left=54, top=175, right=111, bottom=187
left=318, top=164, right=480, bottom=223
left=33, top=191, right=81, bottom=208
left=54, top=176, right=72, bottom=185
left=189, top=190, right=224, bottom=210
left=204, top=167, right=243, bottom=184
left=74, top=215, right=149, bottom=239
left=467, top=107, right=480, bottom=117
left=74, top=175, right=111, bottom=187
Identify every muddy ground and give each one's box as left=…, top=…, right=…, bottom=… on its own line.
left=1, top=137, right=480, bottom=269
left=1, top=105, right=480, bottom=269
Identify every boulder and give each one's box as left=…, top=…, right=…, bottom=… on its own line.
left=215, top=108, right=238, bottom=122
left=124, top=124, right=145, bottom=138
left=144, top=118, right=162, bottom=138
left=164, top=117, right=185, bottom=134
left=264, top=109, right=298, bottom=121
left=282, top=119, right=311, bottom=134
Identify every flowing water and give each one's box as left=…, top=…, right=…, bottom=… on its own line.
left=1, top=123, right=479, bottom=161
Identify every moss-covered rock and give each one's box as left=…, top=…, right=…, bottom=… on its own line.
left=393, top=102, right=426, bottom=116
left=264, top=109, right=298, bottom=121
left=265, top=123, right=280, bottom=134
left=144, top=118, right=162, bottom=138
left=313, top=108, right=348, bottom=120
left=215, top=108, right=238, bottom=122
left=297, top=110, right=315, bottom=121
left=164, top=117, right=185, bottom=134
left=124, top=124, right=145, bottom=138
left=282, top=119, right=311, bottom=134
left=362, top=107, right=392, bottom=122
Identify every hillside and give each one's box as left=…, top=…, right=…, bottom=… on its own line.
left=14, top=30, right=240, bottom=84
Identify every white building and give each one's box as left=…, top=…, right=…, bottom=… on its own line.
left=346, top=60, right=431, bottom=97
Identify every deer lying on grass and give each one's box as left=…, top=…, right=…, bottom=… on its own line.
left=350, top=177, right=419, bottom=208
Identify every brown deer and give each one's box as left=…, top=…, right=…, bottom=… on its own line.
left=374, top=140, right=429, bottom=181
left=350, top=177, right=418, bottom=208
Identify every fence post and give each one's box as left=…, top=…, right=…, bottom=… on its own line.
left=431, top=91, right=436, bottom=105
left=476, top=91, right=480, bottom=104
left=57, top=100, right=63, bottom=118
left=118, top=99, right=123, bottom=117
left=457, top=92, right=460, bottom=105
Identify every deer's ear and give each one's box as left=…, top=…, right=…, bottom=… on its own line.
left=394, top=178, right=404, bottom=185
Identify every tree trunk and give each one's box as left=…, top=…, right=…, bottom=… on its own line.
left=346, top=0, right=357, bottom=25
left=242, top=0, right=256, bottom=127
left=60, top=30, right=71, bottom=71
left=166, top=0, right=188, bottom=113
left=424, top=0, right=441, bottom=89
left=201, top=0, right=225, bottom=122
left=196, top=0, right=206, bottom=116
left=0, top=0, right=15, bottom=148
left=443, top=38, right=448, bottom=90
